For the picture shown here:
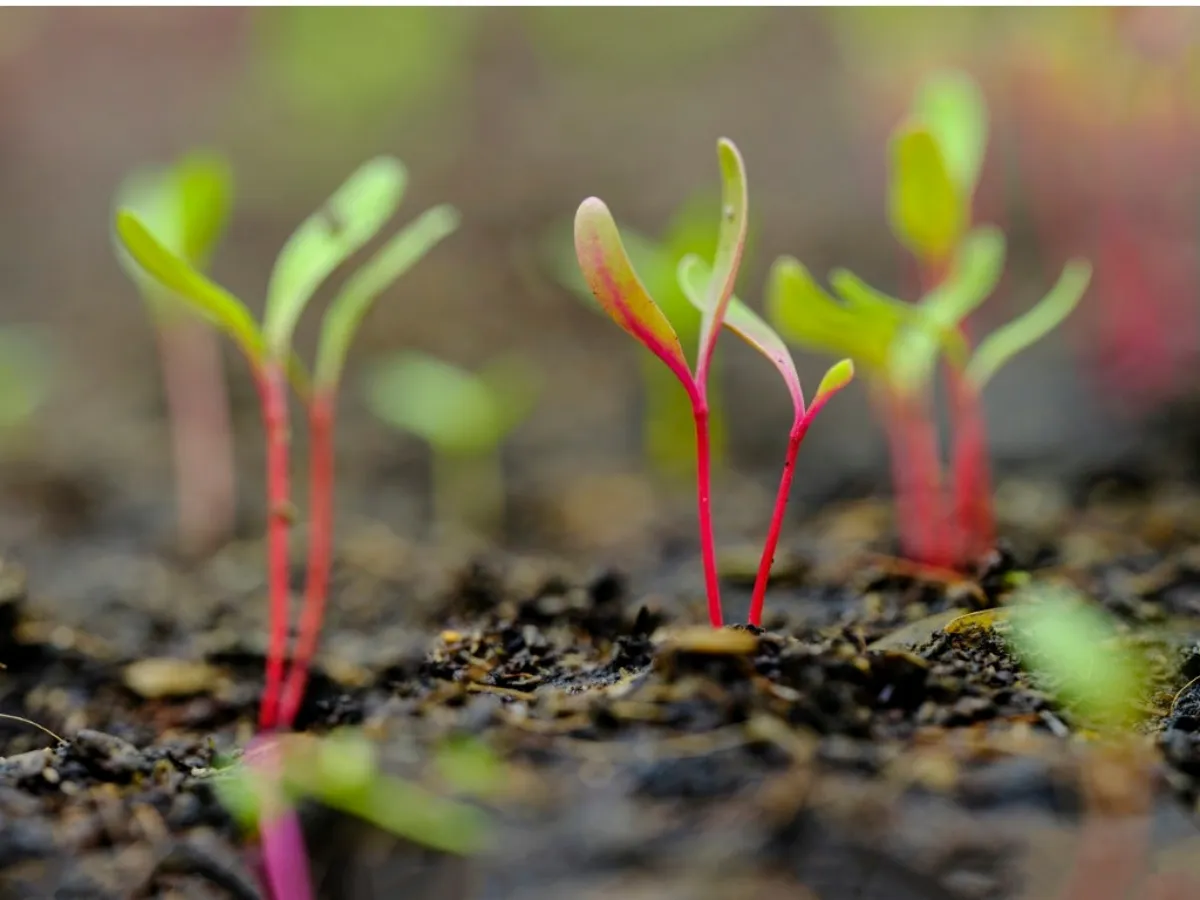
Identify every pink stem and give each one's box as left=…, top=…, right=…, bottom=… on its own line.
left=948, top=374, right=995, bottom=565
left=748, top=416, right=807, bottom=627
left=277, top=392, right=335, bottom=730
left=691, top=399, right=723, bottom=628
left=157, top=317, right=236, bottom=557
left=256, top=363, right=292, bottom=733
left=892, top=395, right=953, bottom=569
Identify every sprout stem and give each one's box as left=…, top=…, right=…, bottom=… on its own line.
left=158, top=317, right=236, bottom=558
left=748, top=414, right=809, bottom=627
left=257, top=363, right=293, bottom=733
left=949, top=372, right=994, bottom=565
left=278, top=392, right=336, bottom=730
left=691, top=402, right=722, bottom=628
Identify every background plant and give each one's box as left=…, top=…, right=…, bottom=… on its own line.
left=363, top=351, right=539, bottom=541
left=114, top=152, right=238, bottom=559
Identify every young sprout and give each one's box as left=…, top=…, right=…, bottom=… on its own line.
left=362, top=352, right=539, bottom=541
left=769, top=226, right=1091, bottom=570
left=113, top=156, right=459, bottom=732
left=573, top=138, right=746, bottom=628
left=546, top=191, right=752, bottom=480
left=676, top=258, right=852, bottom=626
left=114, top=152, right=238, bottom=558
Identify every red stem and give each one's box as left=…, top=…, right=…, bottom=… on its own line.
left=890, top=395, right=953, bottom=569
left=157, top=317, right=236, bottom=558
left=748, top=415, right=809, bottom=627
left=277, top=392, right=335, bottom=730
left=948, top=373, right=995, bottom=565
left=691, top=398, right=722, bottom=628
left=256, top=363, right=292, bottom=733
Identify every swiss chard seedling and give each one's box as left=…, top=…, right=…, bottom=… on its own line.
left=113, top=156, right=459, bottom=732
left=676, top=258, right=853, bottom=626
left=114, top=152, right=238, bottom=558
left=363, top=351, right=539, bottom=540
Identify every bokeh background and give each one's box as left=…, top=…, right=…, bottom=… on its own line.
left=2, top=7, right=1200, bottom=569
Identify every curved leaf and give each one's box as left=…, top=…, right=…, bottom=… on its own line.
left=316, top=204, right=459, bottom=388
left=573, top=197, right=690, bottom=384
left=696, top=138, right=749, bottom=379
left=888, top=124, right=964, bottom=265
left=809, top=359, right=855, bottom=413
left=176, top=152, right=233, bottom=266
left=678, top=254, right=803, bottom=418
left=115, top=210, right=265, bottom=365
left=264, top=156, right=407, bottom=360
left=966, top=259, right=1092, bottom=390
left=912, top=70, right=988, bottom=199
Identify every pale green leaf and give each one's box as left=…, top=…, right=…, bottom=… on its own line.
left=264, top=156, right=407, bottom=360
left=364, top=353, right=506, bottom=455
left=114, top=210, right=265, bottom=364
left=912, top=70, right=988, bottom=199
left=810, top=358, right=855, bottom=410
left=316, top=204, right=459, bottom=388
left=176, top=152, right=233, bottom=266
left=966, top=259, right=1092, bottom=390
left=0, top=325, right=54, bottom=431
left=476, top=355, right=540, bottom=436
left=696, top=138, right=749, bottom=374
left=888, top=124, right=965, bottom=264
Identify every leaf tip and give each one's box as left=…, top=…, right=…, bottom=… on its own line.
left=814, top=358, right=855, bottom=405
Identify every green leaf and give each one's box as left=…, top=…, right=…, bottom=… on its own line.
left=1006, top=585, right=1149, bottom=731
left=363, top=352, right=508, bottom=455
left=573, top=197, right=690, bottom=380
left=966, top=259, right=1092, bottom=390
left=0, top=325, right=54, bottom=431
left=912, top=70, right=988, bottom=199
left=696, top=138, right=749, bottom=374
left=176, top=152, right=233, bottom=266
left=678, top=253, right=803, bottom=418
left=476, top=355, right=540, bottom=436
left=114, top=210, right=266, bottom=365
left=888, top=124, right=965, bottom=265
left=264, top=156, right=407, bottom=360
left=887, top=227, right=1006, bottom=394
left=315, top=203, right=459, bottom=388
left=810, top=358, right=855, bottom=411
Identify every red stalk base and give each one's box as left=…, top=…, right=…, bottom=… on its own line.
left=256, top=364, right=293, bottom=733
left=277, top=393, right=336, bottom=730
left=691, top=400, right=722, bottom=628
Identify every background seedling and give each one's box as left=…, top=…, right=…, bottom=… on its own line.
left=677, top=257, right=852, bottom=626
left=572, top=138, right=747, bottom=628
left=113, top=152, right=238, bottom=558
left=545, top=192, right=758, bottom=481
left=362, top=351, right=539, bottom=541
left=113, top=156, right=458, bottom=732
left=0, top=325, right=55, bottom=460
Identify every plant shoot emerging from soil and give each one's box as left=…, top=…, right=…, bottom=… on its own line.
left=363, top=352, right=539, bottom=541
left=114, top=152, right=238, bottom=558
left=113, top=156, right=459, bottom=732
left=769, top=74, right=1093, bottom=572
left=676, top=260, right=853, bottom=626
left=573, top=139, right=748, bottom=627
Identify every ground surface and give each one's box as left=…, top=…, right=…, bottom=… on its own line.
left=4, top=441, right=1200, bottom=900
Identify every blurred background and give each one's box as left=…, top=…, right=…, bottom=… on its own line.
left=2, top=7, right=1200, bottom=571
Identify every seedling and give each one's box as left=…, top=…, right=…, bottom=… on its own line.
left=216, top=730, right=496, bottom=900
left=113, top=156, right=459, bottom=732
left=546, top=191, right=755, bottom=480
left=676, top=259, right=852, bottom=627
left=767, top=73, right=1092, bottom=571
left=113, top=152, right=238, bottom=557
left=362, top=351, right=539, bottom=539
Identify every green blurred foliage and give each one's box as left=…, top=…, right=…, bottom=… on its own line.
left=0, top=326, right=54, bottom=440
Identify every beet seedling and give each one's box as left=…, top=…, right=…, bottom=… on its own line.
left=363, top=352, right=539, bottom=540
left=676, top=258, right=853, bottom=626
left=114, top=152, right=238, bottom=558
left=113, top=156, right=459, bottom=732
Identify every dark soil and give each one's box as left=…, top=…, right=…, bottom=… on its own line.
left=4, top=453, right=1200, bottom=900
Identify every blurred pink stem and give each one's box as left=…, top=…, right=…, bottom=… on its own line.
left=158, top=316, right=236, bottom=558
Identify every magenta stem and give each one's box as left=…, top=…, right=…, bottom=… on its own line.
left=748, top=415, right=809, bottom=627
left=691, top=400, right=723, bottom=628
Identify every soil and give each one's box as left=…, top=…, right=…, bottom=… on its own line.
left=3, top=414, right=1200, bottom=900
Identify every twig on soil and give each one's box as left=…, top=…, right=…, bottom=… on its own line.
left=0, top=712, right=66, bottom=746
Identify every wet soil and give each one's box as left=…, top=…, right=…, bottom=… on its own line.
left=3, top=446, right=1200, bottom=900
